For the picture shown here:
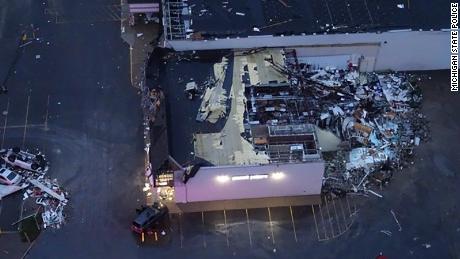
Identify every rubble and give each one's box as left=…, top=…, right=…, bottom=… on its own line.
left=195, top=57, right=229, bottom=123
left=142, top=88, right=164, bottom=123
left=278, top=53, right=429, bottom=196
left=164, top=48, right=429, bottom=200
left=0, top=148, right=69, bottom=229
left=24, top=177, right=69, bottom=229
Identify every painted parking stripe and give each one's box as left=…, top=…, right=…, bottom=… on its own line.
left=201, top=211, right=207, bottom=248
left=338, top=198, right=349, bottom=228
left=331, top=198, right=343, bottom=233
left=223, top=209, right=229, bottom=247
left=267, top=207, right=275, bottom=245
left=289, top=206, right=298, bottom=243
left=311, top=205, right=321, bottom=241
left=22, top=93, right=31, bottom=149
left=346, top=195, right=352, bottom=215
left=1, top=98, right=9, bottom=149
left=245, top=209, right=253, bottom=248
left=318, top=203, right=329, bottom=240
left=323, top=197, right=335, bottom=238
left=179, top=213, right=183, bottom=248
left=44, top=95, right=50, bottom=130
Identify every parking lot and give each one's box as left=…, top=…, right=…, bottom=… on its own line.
left=1, top=0, right=458, bottom=258
left=138, top=195, right=360, bottom=253
left=1, top=1, right=148, bottom=257
left=0, top=90, right=52, bottom=231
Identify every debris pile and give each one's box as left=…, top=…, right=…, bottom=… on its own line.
left=142, top=88, right=164, bottom=123
left=282, top=61, right=429, bottom=197
left=26, top=178, right=69, bottom=229
left=0, top=148, right=69, bottom=229
left=195, top=57, right=229, bottom=123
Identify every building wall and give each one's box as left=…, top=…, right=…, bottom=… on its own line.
left=174, top=162, right=324, bottom=204
left=164, top=30, right=449, bottom=71
left=168, top=195, right=322, bottom=213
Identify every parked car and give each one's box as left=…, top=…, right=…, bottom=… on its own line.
left=0, top=147, right=47, bottom=172
left=0, top=168, right=22, bottom=185
left=131, top=203, right=169, bottom=235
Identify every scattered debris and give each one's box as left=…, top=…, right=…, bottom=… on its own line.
left=380, top=230, right=392, bottom=236
left=0, top=147, right=69, bottom=229
left=29, top=179, right=67, bottom=202
left=196, top=57, right=229, bottom=123
left=142, top=88, right=164, bottom=123
left=390, top=209, right=402, bottom=231
left=0, top=148, right=48, bottom=173
left=0, top=184, right=27, bottom=200
left=25, top=177, right=69, bottom=229
left=184, top=81, right=198, bottom=100
left=422, top=243, right=431, bottom=249
left=303, top=64, right=429, bottom=195
left=367, top=189, right=383, bottom=198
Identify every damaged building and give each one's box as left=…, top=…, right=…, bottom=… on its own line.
left=147, top=49, right=328, bottom=213
left=145, top=45, right=429, bottom=211
left=160, top=0, right=449, bottom=71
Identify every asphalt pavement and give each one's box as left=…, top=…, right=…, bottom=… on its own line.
left=0, top=1, right=459, bottom=259
left=0, top=0, right=147, bottom=257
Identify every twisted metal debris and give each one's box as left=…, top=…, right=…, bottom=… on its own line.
left=282, top=61, right=429, bottom=197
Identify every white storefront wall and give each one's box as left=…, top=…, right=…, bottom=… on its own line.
left=165, top=30, right=449, bottom=71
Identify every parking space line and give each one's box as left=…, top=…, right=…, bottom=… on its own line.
left=267, top=207, right=275, bottom=245
left=345, top=195, right=352, bottom=215
left=338, top=198, right=348, bottom=227
left=353, top=197, right=358, bottom=213
left=311, top=205, right=321, bottom=241
left=201, top=211, right=207, bottom=248
left=130, top=47, right=134, bottom=86
left=4, top=124, right=45, bottom=129
left=22, top=93, right=31, bottom=149
left=318, top=204, right=329, bottom=240
left=1, top=98, right=9, bottom=149
left=323, top=197, right=335, bottom=238
left=178, top=213, right=183, bottom=248
left=245, top=209, right=253, bottom=248
left=44, top=95, right=50, bottom=130
left=223, top=209, right=229, bottom=247
left=289, top=206, right=298, bottom=243
left=331, top=198, right=342, bottom=233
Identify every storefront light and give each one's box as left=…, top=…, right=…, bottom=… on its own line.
left=216, top=175, right=230, bottom=183
left=250, top=174, right=269, bottom=180
left=271, top=172, right=285, bottom=180
left=232, top=175, right=250, bottom=181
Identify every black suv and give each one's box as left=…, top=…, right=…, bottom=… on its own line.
left=131, top=203, right=169, bottom=235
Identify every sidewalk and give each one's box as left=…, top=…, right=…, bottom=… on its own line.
left=120, top=2, right=163, bottom=205
left=120, top=1, right=159, bottom=89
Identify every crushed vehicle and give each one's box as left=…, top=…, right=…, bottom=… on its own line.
left=0, top=167, right=22, bottom=185
left=0, top=147, right=69, bottom=229
left=0, top=147, right=48, bottom=172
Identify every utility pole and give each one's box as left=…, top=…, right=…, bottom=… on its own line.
left=1, top=30, right=32, bottom=94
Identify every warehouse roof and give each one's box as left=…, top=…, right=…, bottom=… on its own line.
left=173, top=162, right=324, bottom=203
left=165, top=0, right=449, bottom=40
left=127, top=0, right=158, bottom=4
